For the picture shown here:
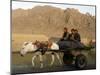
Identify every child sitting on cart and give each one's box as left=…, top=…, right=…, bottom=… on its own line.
left=58, top=28, right=84, bottom=49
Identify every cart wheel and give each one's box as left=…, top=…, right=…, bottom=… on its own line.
left=63, top=53, right=74, bottom=65
left=75, top=54, right=87, bottom=69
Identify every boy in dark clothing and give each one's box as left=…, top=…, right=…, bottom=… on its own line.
left=60, top=27, right=69, bottom=41
left=68, top=28, right=75, bottom=41
left=74, top=29, right=81, bottom=42
left=68, top=29, right=81, bottom=42
left=68, top=29, right=83, bottom=48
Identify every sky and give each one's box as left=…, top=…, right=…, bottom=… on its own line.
left=12, top=0, right=96, bottom=16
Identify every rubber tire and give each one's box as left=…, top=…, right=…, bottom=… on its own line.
left=75, top=54, right=87, bottom=69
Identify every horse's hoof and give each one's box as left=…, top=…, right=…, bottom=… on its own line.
left=60, top=63, right=62, bottom=65
left=40, top=66, right=43, bottom=68
left=20, top=54, right=24, bottom=57
left=50, top=64, right=53, bottom=66
left=40, top=64, right=43, bottom=68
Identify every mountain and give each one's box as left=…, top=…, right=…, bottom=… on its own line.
left=12, top=5, right=96, bottom=39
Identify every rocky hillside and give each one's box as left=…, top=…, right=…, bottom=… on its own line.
left=12, top=5, right=96, bottom=39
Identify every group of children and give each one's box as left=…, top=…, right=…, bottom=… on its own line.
left=60, top=27, right=81, bottom=42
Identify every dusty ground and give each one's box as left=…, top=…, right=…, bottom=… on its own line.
left=11, top=49, right=96, bottom=74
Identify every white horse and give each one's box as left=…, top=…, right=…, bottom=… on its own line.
left=20, top=41, right=62, bottom=68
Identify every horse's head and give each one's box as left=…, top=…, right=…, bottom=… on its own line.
left=20, top=42, right=37, bottom=56
left=20, top=42, right=29, bottom=57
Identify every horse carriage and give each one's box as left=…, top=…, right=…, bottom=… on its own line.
left=51, top=40, right=95, bottom=69
left=20, top=40, right=95, bottom=69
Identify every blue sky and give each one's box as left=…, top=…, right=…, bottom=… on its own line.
left=12, top=1, right=96, bottom=16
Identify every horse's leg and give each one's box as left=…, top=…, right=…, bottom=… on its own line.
left=32, top=52, right=39, bottom=68
left=50, top=52, right=55, bottom=66
left=32, top=55, right=37, bottom=67
left=55, top=52, right=62, bottom=65
left=39, top=53, right=44, bottom=68
left=45, top=52, right=55, bottom=66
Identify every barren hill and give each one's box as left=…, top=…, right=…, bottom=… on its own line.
left=12, top=6, right=96, bottom=39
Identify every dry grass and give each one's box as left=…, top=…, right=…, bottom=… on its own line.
left=12, top=33, right=48, bottom=52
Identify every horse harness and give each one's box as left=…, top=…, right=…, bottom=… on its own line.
left=37, top=43, right=48, bottom=55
